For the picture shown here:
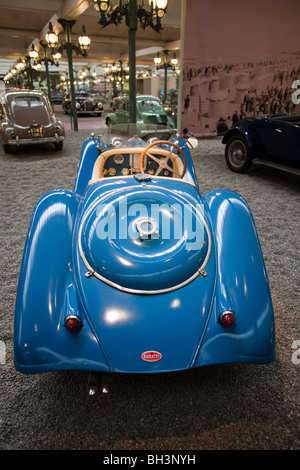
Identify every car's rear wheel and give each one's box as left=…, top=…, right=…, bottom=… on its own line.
left=225, top=134, right=252, bottom=173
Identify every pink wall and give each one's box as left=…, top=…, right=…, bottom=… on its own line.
left=181, top=0, right=300, bottom=136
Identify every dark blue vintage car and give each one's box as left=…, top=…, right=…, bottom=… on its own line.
left=14, top=125, right=275, bottom=395
left=222, top=114, right=300, bottom=174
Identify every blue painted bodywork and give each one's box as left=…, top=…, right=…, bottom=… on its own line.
left=14, top=133, right=275, bottom=375
left=222, top=114, right=300, bottom=172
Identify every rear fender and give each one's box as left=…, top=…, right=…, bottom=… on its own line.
left=221, top=127, right=245, bottom=145
left=195, top=189, right=275, bottom=366
left=175, top=137, right=199, bottom=187
left=222, top=123, right=263, bottom=159
left=74, top=137, right=109, bottom=196
left=14, top=189, right=110, bottom=373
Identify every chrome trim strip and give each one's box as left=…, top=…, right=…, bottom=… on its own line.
left=88, top=174, right=196, bottom=187
left=78, top=184, right=211, bottom=295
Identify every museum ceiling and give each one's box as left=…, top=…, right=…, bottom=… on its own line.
left=0, top=0, right=182, bottom=77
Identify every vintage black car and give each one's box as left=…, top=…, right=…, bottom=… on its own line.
left=222, top=114, right=300, bottom=174
left=0, top=88, right=65, bottom=153
left=51, top=91, right=64, bottom=104
left=62, top=91, right=105, bottom=116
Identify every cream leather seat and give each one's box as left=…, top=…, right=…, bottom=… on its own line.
left=91, top=147, right=185, bottom=182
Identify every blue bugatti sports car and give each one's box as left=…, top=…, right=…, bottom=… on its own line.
left=222, top=114, right=300, bottom=174
left=14, top=125, right=275, bottom=394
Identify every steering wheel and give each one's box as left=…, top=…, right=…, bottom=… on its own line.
left=139, top=141, right=187, bottom=179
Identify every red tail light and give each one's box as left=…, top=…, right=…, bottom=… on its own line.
left=219, top=311, right=235, bottom=327
left=64, top=315, right=82, bottom=331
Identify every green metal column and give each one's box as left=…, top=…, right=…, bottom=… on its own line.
left=45, top=58, right=52, bottom=105
left=164, top=64, right=168, bottom=100
left=59, top=18, right=78, bottom=131
left=40, top=43, right=52, bottom=105
left=119, top=60, right=124, bottom=93
left=26, top=57, right=34, bottom=89
left=163, top=51, right=168, bottom=100
left=18, top=73, right=23, bottom=89
left=128, top=0, right=137, bottom=125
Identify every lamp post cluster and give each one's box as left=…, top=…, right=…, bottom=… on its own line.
left=154, top=50, right=179, bottom=100
left=56, top=19, right=91, bottom=130
left=105, top=61, right=129, bottom=96
left=93, top=0, right=168, bottom=31
left=4, top=52, right=43, bottom=90
left=4, top=0, right=173, bottom=131
left=61, top=68, right=103, bottom=93
left=5, top=19, right=91, bottom=131
left=77, top=68, right=97, bottom=91
left=92, top=0, right=169, bottom=124
left=4, top=66, right=21, bottom=88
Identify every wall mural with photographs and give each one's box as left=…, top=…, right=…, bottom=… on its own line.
left=180, top=0, right=300, bottom=137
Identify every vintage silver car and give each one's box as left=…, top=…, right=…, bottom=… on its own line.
left=0, top=89, right=65, bottom=153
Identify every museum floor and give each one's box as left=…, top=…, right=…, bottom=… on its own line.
left=0, top=115, right=299, bottom=450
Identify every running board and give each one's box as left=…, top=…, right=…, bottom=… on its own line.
left=253, top=159, right=300, bottom=175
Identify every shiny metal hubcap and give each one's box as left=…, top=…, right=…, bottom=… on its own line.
left=228, top=140, right=246, bottom=168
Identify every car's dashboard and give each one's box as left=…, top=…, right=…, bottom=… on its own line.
left=102, top=152, right=173, bottom=177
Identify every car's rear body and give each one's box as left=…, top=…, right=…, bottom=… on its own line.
left=0, top=89, right=64, bottom=149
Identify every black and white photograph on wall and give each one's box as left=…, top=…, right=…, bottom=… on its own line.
left=181, top=0, right=300, bottom=137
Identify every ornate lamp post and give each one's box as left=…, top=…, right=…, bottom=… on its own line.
left=45, top=22, right=59, bottom=49
left=37, top=23, right=60, bottom=104
left=78, top=25, right=91, bottom=51
left=154, top=50, right=178, bottom=100
left=39, top=42, right=62, bottom=105
left=53, top=20, right=91, bottom=131
left=93, top=0, right=168, bottom=125
left=105, top=61, right=128, bottom=96
left=10, top=68, right=18, bottom=87
left=60, top=72, right=69, bottom=92
left=29, top=44, right=39, bottom=61
left=15, top=60, right=26, bottom=88
left=26, top=44, right=40, bottom=89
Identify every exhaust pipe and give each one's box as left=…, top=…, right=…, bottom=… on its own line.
left=87, top=372, right=111, bottom=396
